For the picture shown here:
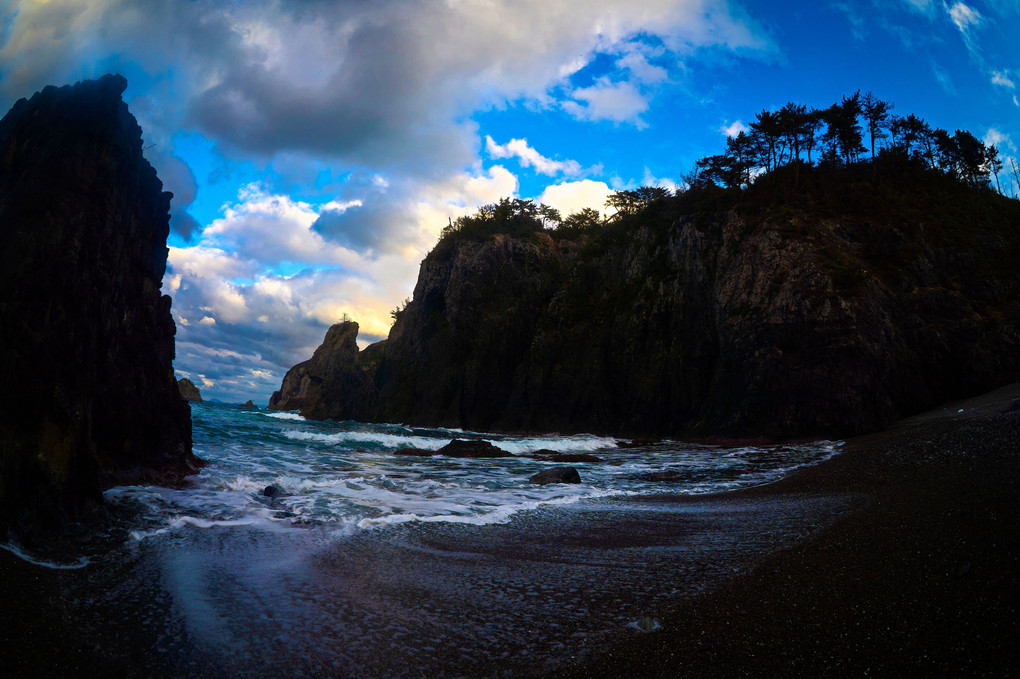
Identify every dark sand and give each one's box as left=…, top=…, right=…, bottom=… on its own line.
left=2, top=384, right=1017, bottom=677
left=556, top=383, right=1020, bottom=678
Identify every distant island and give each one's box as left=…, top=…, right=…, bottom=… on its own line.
left=272, top=92, right=1020, bottom=440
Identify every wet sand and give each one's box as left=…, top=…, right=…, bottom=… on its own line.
left=2, top=383, right=1018, bottom=677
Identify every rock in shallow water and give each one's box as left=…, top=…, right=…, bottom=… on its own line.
left=530, top=450, right=603, bottom=463
left=529, top=467, right=582, bottom=485
left=436, top=439, right=512, bottom=458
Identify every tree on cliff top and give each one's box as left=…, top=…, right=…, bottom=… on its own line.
left=439, top=197, right=547, bottom=243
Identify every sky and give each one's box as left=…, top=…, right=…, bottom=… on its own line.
left=1, top=0, right=1017, bottom=405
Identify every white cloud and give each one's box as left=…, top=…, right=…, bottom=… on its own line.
left=641, top=167, right=678, bottom=191
left=484, top=136, right=582, bottom=176
left=616, top=49, right=669, bottom=85
left=164, top=164, right=522, bottom=401
left=947, top=2, right=982, bottom=33
left=901, top=0, right=937, bottom=14
left=203, top=184, right=362, bottom=267
left=946, top=1, right=983, bottom=59
left=0, top=0, right=770, bottom=168
left=0, top=0, right=773, bottom=403
left=563, top=78, right=650, bottom=127
left=721, top=120, right=748, bottom=137
left=992, top=70, right=1016, bottom=89
left=984, top=128, right=1015, bottom=152
left=539, top=179, right=614, bottom=217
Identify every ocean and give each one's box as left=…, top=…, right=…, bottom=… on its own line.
left=4, top=402, right=846, bottom=677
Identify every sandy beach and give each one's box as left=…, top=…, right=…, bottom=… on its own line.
left=2, top=383, right=1017, bottom=678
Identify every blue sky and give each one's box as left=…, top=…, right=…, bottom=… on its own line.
left=1, top=0, right=1017, bottom=404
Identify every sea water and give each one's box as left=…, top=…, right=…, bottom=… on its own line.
left=103, top=402, right=840, bottom=543
left=4, top=402, right=847, bottom=677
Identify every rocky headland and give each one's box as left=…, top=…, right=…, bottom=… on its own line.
left=177, top=377, right=203, bottom=402
left=0, top=75, right=200, bottom=544
left=268, top=320, right=378, bottom=420
left=273, top=163, right=1019, bottom=440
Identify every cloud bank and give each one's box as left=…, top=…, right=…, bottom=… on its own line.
left=0, top=0, right=772, bottom=402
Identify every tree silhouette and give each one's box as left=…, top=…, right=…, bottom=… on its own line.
left=750, top=109, right=782, bottom=172
left=951, top=130, right=990, bottom=186
left=986, top=145, right=1003, bottom=194
left=861, top=92, right=894, bottom=160
left=606, top=187, right=671, bottom=218
left=821, top=91, right=865, bottom=165
left=559, top=207, right=602, bottom=234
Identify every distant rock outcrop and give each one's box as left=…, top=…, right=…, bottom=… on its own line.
left=274, top=163, right=1020, bottom=440
left=241, top=400, right=257, bottom=409
left=178, top=378, right=203, bottom=402
left=0, top=75, right=200, bottom=543
left=268, top=321, right=378, bottom=420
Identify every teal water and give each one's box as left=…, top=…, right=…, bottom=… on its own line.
left=104, top=402, right=840, bottom=542
left=3, top=402, right=848, bottom=677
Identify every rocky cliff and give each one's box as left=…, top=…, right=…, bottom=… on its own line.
left=0, top=75, right=200, bottom=543
left=274, top=164, right=1020, bottom=439
left=178, top=378, right=203, bottom=402
left=269, top=321, right=378, bottom=421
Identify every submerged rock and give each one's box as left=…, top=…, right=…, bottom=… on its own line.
left=178, top=378, right=203, bottom=402
left=0, top=75, right=200, bottom=542
left=529, top=467, right=582, bottom=485
left=530, top=451, right=603, bottom=463
left=393, top=447, right=434, bottom=457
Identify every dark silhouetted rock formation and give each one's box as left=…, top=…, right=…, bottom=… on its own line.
left=434, top=439, right=511, bottom=458
left=268, top=321, right=377, bottom=420
left=178, top=377, right=203, bottom=402
left=240, top=400, right=257, bottom=409
left=274, top=164, right=1020, bottom=440
left=529, top=467, right=582, bottom=485
left=0, top=75, right=199, bottom=543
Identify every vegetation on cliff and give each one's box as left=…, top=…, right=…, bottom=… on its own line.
left=273, top=93, right=1019, bottom=439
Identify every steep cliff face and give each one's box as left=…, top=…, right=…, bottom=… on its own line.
left=276, top=166, right=1020, bottom=439
left=0, top=75, right=199, bottom=542
left=373, top=233, right=575, bottom=427
left=268, top=321, right=378, bottom=420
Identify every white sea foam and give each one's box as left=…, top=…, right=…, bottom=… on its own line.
left=93, top=404, right=846, bottom=552
left=355, top=488, right=629, bottom=530
left=169, top=515, right=264, bottom=530
left=487, top=435, right=617, bottom=455
left=0, top=540, right=90, bottom=570
left=261, top=411, right=306, bottom=421
left=281, top=429, right=452, bottom=450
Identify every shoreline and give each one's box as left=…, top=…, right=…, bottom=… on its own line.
left=554, top=382, right=1020, bottom=678
left=2, top=384, right=1017, bottom=677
